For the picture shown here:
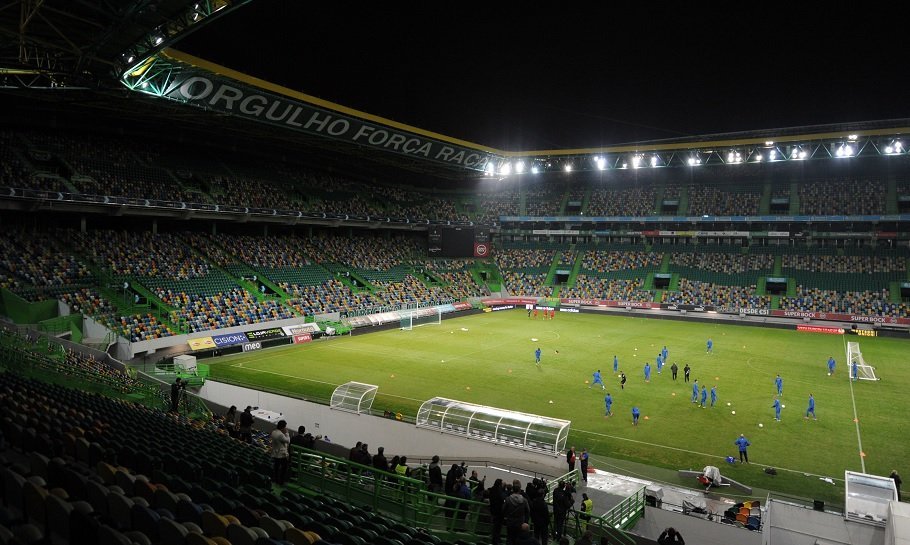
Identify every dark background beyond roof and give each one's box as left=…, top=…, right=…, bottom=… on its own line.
left=177, top=3, right=910, bottom=151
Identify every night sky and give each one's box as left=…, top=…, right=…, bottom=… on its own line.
left=178, top=3, right=909, bottom=151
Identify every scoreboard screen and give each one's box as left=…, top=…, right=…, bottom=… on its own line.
left=428, top=227, right=490, bottom=257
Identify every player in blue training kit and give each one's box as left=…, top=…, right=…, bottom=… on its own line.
left=774, top=374, right=783, bottom=396
left=852, top=361, right=858, bottom=381
left=656, top=354, right=663, bottom=374
left=591, top=370, right=605, bottom=390
left=535, top=347, right=542, bottom=366
left=710, top=385, right=717, bottom=407
left=706, top=338, right=713, bottom=354
left=827, top=356, right=836, bottom=375
left=772, top=398, right=782, bottom=421
left=613, top=355, right=618, bottom=373
left=604, top=393, right=613, bottom=416
left=691, top=379, right=699, bottom=403
left=700, top=385, right=708, bottom=408
left=631, top=406, right=640, bottom=426
left=644, top=362, right=651, bottom=382
left=662, top=346, right=669, bottom=361
left=805, top=393, right=816, bottom=420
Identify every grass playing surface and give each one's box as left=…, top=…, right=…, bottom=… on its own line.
left=206, top=310, right=910, bottom=505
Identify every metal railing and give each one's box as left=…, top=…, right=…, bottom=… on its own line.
left=289, top=446, right=491, bottom=540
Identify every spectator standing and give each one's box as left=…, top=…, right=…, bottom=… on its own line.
left=239, top=406, right=254, bottom=443
left=223, top=405, right=237, bottom=437
left=269, top=420, right=290, bottom=486
left=529, top=488, right=549, bottom=545
left=891, top=470, right=902, bottom=501
left=502, top=484, right=530, bottom=545
left=373, top=446, right=389, bottom=472
left=489, top=478, right=506, bottom=545
left=428, top=455, right=444, bottom=492
left=169, top=377, right=183, bottom=412
left=567, top=446, right=576, bottom=472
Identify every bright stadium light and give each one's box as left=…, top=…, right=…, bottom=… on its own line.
left=515, top=161, right=525, bottom=174
left=621, top=162, right=628, bottom=169
left=755, top=153, right=763, bottom=162
left=650, top=156, right=658, bottom=167
left=885, top=145, right=894, bottom=154
left=770, top=149, right=777, bottom=160
left=764, top=141, right=775, bottom=147
left=631, top=155, right=641, bottom=168
left=154, top=36, right=164, bottom=46
left=836, top=146, right=844, bottom=157
left=596, top=157, right=606, bottom=170
left=531, top=166, right=539, bottom=174
left=848, top=134, right=858, bottom=141
left=485, top=162, right=495, bottom=175
left=687, top=157, right=696, bottom=166
left=564, top=164, right=573, bottom=173
left=499, top=162, right=512, bottom=176
left=799, top=150, right=808, bottom=159
left=726, top=152, right=734, bottom=162
left=844, top=145, right=854, bottom=156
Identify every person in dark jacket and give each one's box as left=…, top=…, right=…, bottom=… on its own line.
left=239, top=406, right=254, bottom=443
left=489, top=478, right=506, bottom=545
left=530, top=488, right=550, bottom=545
left=428, top=455, right=444, bottom=492
left=372, top=446, right=389, bottom=472
left=502, top=484, right=530, bottom=545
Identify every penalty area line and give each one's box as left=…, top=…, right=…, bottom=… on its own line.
left=574, top=427, right=845, bottom=482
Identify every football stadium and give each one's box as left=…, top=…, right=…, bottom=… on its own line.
left=1, top=4, right=909, bottom=545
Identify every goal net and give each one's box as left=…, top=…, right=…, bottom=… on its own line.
left=846, top=341, right=879, bottom=381
left=400, top=307, right=442, bottom=331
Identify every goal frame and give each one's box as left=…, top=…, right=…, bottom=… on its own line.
left=400, top=306, right=442, bottom=331
left=846, top=341, right=879, bottom=381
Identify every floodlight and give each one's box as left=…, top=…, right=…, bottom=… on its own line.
left=531, top=166, right=539, bottom=174
left=848, top=134, right=858, bottom=141
left=621, top=162, right=628, bottom=169
left=650, top=156, right=658, bottom=167
left=499, top=162, right=511, bottom=176
left=564, top=164, right=572, bottom=172
left=726, top=152, right=734, bottom=162
left=896, top=141, right=904, bottom=150
left=515, top=161, right=525, bottom=174
left=154, top=36, right=164, bottom=46
left=631, top=155, right=641, bottom=168
left=764, top=141, right=774, bottom=146
left=687, top=157, right=696, bottom=166
left=799, top=151, right=808, bottom=159
left=596, top=157, right=606, bottom=170
left=836, top=147, right=844, bottom=157
left=127, top=55, right=135, bottom=63
left=755, top=153, right=763, bottom=162
left=485, top=162, right=495, bottom=175
left=885, top=146, right=894, bottom=154
left=770, top=150, right=777, bottom=159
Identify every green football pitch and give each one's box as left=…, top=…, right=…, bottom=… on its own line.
left=206, top=310, right=909, bottom=505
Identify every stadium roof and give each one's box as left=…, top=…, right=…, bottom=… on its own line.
left=2, top=2, right=908, bottom=182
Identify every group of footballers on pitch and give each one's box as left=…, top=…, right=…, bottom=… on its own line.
left=538, top=337, right=846, bottom=424
left=528, top=306, right=556, bottom=320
